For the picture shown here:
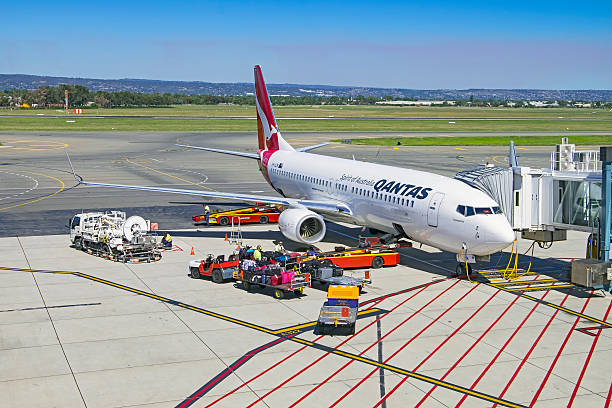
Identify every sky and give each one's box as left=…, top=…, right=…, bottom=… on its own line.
left=1, top=1, right=611, bottom=89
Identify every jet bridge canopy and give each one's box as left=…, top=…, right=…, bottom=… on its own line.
left=455, top=140, right=606, bottom=236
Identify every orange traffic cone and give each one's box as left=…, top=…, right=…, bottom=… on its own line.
left=237, top=244, right=241, bottom=250
left=224, top=234, right=228, bottom=241
left=190, top=247, right=195, bottom=255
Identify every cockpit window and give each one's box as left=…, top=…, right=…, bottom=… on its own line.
left=492, top=206, right=502, bottom=214
left=475, top=207, right=492, bottom=215
left=465, top=206, right=475, bottom=216
left=456, top=205, right=465, bottom=216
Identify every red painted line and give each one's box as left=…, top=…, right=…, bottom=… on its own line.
left=326, top=283, right=480, bottom=408
left=256, top=280, right=459, bottom=408
left=203, top=336, right=321, bottom=408
left=528, top=292, right=594, bottom=407
left=455, top=289, right=557, bottom=408
left=372, top=288, right=502, bottom=407
left=567, top=298, right=612, bottom=407
left=178, top=337, right=288, bottom=408
left=604, top=381, right=612, bottom=408
left=489, top=293, right=571, bottom=408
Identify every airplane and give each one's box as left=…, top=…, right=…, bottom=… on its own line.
left=68, top=65, right=515, bottom=271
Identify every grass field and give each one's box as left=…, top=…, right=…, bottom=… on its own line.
left=1, top=104, right=612, bottom=118
left=1, top=117, right=611, bottom=132
left=335, top=135, right=612, bottom=146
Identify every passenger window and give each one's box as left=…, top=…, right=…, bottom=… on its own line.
left=466, top=206, right=475, bottom=216
left=456, top=205, right=465, bottom=216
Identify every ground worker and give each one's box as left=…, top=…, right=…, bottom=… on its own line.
left=274, top=240, right=285, bottom=253
left=307, top=246, right=318, bottom=256
left=204, top=204, right=211, bottom=226
left=161, top=232, right=172, bottom=248
left=253, top=245, right=262, bottom=261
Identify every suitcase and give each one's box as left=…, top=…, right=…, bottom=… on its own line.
left=270, top=275, right=280, bottom=286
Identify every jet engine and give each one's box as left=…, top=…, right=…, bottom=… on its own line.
left=278, top=208, right=326, bottom=244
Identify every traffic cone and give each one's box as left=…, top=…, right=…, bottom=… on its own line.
left=224, top=234, right=228, bottom=241
left=237, top=244, right=241, bottom=250
left=190, top=247, right=195, bottom=255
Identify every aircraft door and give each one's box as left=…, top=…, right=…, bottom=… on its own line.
left=427, top=192, right=445, bottom=227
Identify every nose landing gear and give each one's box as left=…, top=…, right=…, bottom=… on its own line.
left=453, top=243, right=476, bottom=281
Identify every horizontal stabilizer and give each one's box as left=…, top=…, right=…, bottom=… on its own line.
left=176, top=144, right=259, bottom=159
left=297, top=143, right=329, bottom=153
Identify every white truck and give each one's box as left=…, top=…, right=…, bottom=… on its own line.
left=69, top=211, right=161, bottom=263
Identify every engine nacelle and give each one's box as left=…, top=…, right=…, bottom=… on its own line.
left=278, top=208, right=326, bottom=244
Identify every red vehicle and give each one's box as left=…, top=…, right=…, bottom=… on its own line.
left=317, top=248, right=401, bottom=269
left=193, top=205, right=281, bottom=226
left=305, top=238, right=406, bottom=269
left=189, top=254, right=239, bottom=283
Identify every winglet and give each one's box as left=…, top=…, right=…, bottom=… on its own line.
left=64, top=148, right=83, bottom=183
left=509, top=141, right=518, bottom=168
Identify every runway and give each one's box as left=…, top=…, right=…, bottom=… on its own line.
left=0, top=131, right=554, bottom=237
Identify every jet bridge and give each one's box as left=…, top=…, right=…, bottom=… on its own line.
left=455, top=139, right=611, bottom=291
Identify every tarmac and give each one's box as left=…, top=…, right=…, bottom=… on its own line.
left=1, top=131, right=611, bottom=407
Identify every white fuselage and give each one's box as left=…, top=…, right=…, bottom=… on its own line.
left=265, top=150, right=515, bottom=256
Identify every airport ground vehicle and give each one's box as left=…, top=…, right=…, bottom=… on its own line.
left=317, top=285, right=359, bottom=335
left=310, top=245, right=401, bottom=269
left=69, top=211, right=161, bottom=262
left=189, top=254, right=239, bottom=282
left=300, top=258, right=371, bottom=291
left=193, top=205, right=281, bottom=225
left=233, top=267, right=310, bottom=299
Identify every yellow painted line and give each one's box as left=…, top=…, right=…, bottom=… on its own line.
left=273, top=308, right=383, bottom=334
left=455, top=147, right=466, bottom=151
left=124, top=158, right=216, bottom=191
left=505, top=284, right=574, bottom=292
left=492, top=155, right=507, bottom=164
left=0, top=172, right=65, bottom=211
left=491, top=279, right=558, bottom=287
left=517, top=147, right=528, bottom=150
left=179, top=304, right=276, bottom=334
left=326, top=350, right=525, bottom=408
left=488, top=282, right=612, bottom=329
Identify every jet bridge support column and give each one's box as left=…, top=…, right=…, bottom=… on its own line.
left=600, top=147, right=612, bottom=262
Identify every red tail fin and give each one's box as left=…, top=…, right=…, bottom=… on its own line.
left=254, top=65, right=293, bottom=152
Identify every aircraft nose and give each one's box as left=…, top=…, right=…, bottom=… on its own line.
left=491, top=220, right=515, bottom=250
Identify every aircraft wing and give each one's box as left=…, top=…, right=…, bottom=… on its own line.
left=177, top=142, right=329, bottom=158
left=78, top=179, right=352, bottom=215
left=65, top=149, right=351, bottom=216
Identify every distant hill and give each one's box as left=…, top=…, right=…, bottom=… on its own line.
left=1, top=73, right=611, bottom=101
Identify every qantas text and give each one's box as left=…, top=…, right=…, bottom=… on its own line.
left=373, top=179, right=432, bottom=199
